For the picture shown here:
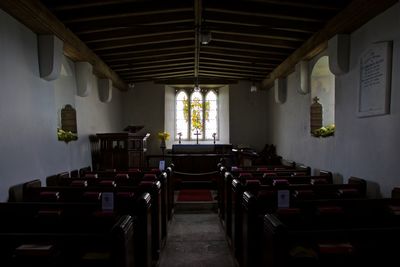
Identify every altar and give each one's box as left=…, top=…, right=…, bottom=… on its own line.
left=170, top=144, right=233, bottom=189
left=171, top=144, right=232, bottom=154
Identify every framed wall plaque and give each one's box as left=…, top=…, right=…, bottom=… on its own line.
left=358, top=41, right=392, bottom=117
left=61, top=104, right=77, bottom=133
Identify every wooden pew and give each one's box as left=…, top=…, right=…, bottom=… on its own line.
left=18, top=183, right=154, bottom=267
left=234, top=177, right=367, bottom=267
left=262, top=173, right=333, bottom=186
left=166, top=164, right=175, bottom=221
left=50, top=169, right=170, bottom=232
left=220, top=165, right=312, bottom=233
left=392, top=186, right=400, bottom=198
left=79, top=166, right=92, bottom=178
left=0, top=202, right=135, bottom=267
left=46, top=168, right=171, bottom=250
left=222, top=169, right=333, bottom=243
left=70, top=169, right=79, bottom=178
left=217, top=164, right=228, bottom=224
left=262, top=198, right=400, bottom=267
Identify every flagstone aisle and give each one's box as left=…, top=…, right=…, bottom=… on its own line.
left=159, top=212, right=236, bottom=267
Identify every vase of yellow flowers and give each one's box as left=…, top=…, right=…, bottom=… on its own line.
left=158, top=131, right=170, bottom=155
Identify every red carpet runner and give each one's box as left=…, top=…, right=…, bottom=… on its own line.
left=177, top=189, right=213, bottom=202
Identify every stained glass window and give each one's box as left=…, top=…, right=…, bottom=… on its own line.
left=175, top=91, right=188, bottom=140
left=205, top=91, right=217, bottom=139
left=175, top=89, right=218, bottom=141
left=190, top=91, right=203, bottom=139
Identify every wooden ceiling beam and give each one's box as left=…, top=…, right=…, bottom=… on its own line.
left=84, top=30, right=193, bottom=44
left=236, top=0, right=348, bottom=11
left=199, top=65, right=270, bottom=76
left=200, top=49, right=283, bottom=62
left=211, top=30, right=306, bottom=43
left=78, top=24, right=193, bottom=40
left=109, top=57, right=194, bottom=69
left=206, top=41, right=292, bottom=55
left=99, top=40, right=194, bottom=57
left=262, top=0, right=398, bottom=89
left=75, top=23, right=191, bottom=35
left=201, top=47, right=287, bottom=61
left=211, top=32, right=301, bottom=49
left=104, top=49, right=194, bottom=63
left=153, top=76, right=238, bottom=85
left=115, top=62, right=194, bottom=72
left=152, top=73, right=194, bottom=79
left=198, top=71, right=264, bottom=80
left=200, top=61, right=272, bottom=71
left=200, top=68, right=266, bottom=78
left=194, top=0, right=202, bottom=78
left=118, top=65, right=194, bottom=76
left=0, top=0, right=128, bottom=90
left=205, top=6, right=328, bottom=23
left=47, top=0, right=192, bottom=14
left=41, top=0, right=158, bottom=11
left=205, top=12, right=320, bottom=33
left=90, top=32, right=194, bottom=51
left=61, top=8, right=193, bottom=24
left=122, top=70, right=194, bottom=79
left=109, top=56, right=194, bottom=68
left=200, top=65, right=268, bottom=76
left=105, top=51, right=194, bottom=63
left=208, top=26, right=310, bottom=42
left=198, top=72, right=247, bottom=79
left=201, top=54, right=279, bottom=66
left=65, top=13, right=193, bottom=32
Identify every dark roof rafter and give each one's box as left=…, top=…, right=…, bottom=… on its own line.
left=262, top=0, right=398, bottom=88
left=1, top=0, right=396, bottom=88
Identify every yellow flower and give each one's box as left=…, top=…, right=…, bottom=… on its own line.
left=158, top=131, right=170, bottom=141
left=57, top=128, right=78, bottom=142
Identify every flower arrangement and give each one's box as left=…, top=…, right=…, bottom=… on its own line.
left=157, top=131, right=170, bottom=141
left=312, top=124, right=335, bottom=137
left=57, top=128, right=78, bottom=143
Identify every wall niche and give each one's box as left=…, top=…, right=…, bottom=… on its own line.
left=310, top=55, right=335, bottom=137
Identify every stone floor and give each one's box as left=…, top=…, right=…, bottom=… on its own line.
left=159, top=204, right=236, bottom=267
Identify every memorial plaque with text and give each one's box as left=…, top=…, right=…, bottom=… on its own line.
left=358, top=41, right=392, bottom=117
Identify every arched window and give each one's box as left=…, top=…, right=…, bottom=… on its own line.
left=175, top=88, right=218, bottom=142
left=175, top=91, right=188, bottom=140
left=310, top=56, right=335, bottom=137
left=205, top=90, right=218, bottom=139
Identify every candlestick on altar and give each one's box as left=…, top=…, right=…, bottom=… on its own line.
left=160, top=139, right=166, bottom=156
left=178, top=132, right=182, bottom=144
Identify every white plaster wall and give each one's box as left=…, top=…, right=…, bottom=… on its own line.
left=56, top=57, right=124, bottom=171
left=266, top=4, right=400, bottom=197
left=0, top=10, right=124, bottom=201
left=219, top=85, right=230, bottom=144
left=230, top=81, right=268, bottom=151
left=164, top=86, right=175, bottom=149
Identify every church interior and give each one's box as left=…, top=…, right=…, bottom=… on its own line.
left=0, top=0, right=400, bottom=266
